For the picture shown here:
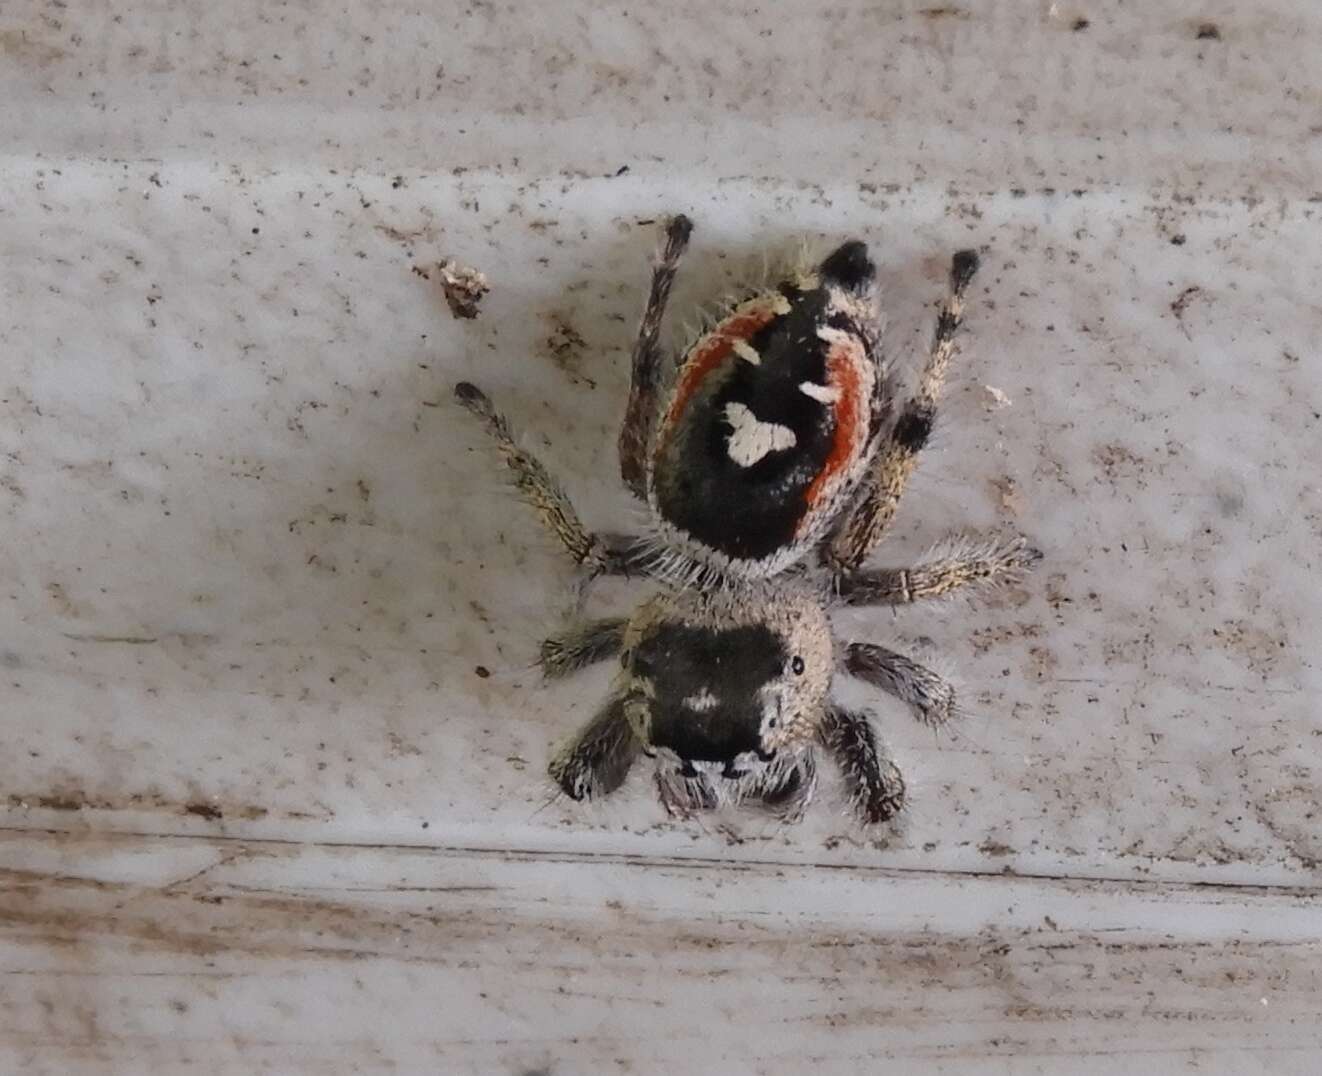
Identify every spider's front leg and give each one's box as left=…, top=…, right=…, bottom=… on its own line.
left=618, top=214, right=693, bottom=499
left=539, top=617, right=628, bottom=680
left=819, top=704, right=906, bottom=825
left=825, top=249, right=981, bottom=573
left=548, top=693, right=643, bottom=802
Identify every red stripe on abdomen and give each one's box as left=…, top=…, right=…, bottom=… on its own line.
left=656, top=301, right=783, bottom=446
left=797, top=336, right=867, bottom=532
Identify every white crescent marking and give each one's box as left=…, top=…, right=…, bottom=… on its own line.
left=816, top=326, right=854, bottom=346
left=732, top=340, right=761, bottom=365
left=798, top=381, right=840, bottom=404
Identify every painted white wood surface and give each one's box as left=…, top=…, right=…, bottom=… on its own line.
left=2, top=1, right=1320, bottom=1071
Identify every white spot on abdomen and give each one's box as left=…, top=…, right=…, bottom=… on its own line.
left=732, top=340, right=761, bottom=365
left=683, top=687, right=720, bottom=712
left=798, top=381, right=840, bottom=404
left=724, top=402, right=797, bottom=467
left=816, top=326, right=853, bottom=346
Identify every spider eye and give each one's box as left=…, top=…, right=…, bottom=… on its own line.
left=791, top=655, right=805, bottom=676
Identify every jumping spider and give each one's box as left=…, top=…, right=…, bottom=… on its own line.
left=456, top=216, right=1038, bottom=825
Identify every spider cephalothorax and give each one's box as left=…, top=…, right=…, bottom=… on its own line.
left=456, top=216, right=1038, bottom=824
left=612, top=581, right=833, bottom=818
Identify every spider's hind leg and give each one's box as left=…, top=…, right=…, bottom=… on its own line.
left=455, top=381, right=612, bottom=574
left=825, top=249, right=981, bottom=573
left=619, top=215, right=693, bottom=498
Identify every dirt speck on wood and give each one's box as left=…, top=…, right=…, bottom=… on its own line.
left=543, top=312, right=595, bottom=387
left=1169, top=285, right=1204, bottom=338
left=989, top=475, right=1025, bottom=515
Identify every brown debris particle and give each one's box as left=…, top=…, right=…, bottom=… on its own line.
left=387, top=732, right=423, bottom=758
left=9, top=790, right=276, bottom=821
left=1044, top=573, right=1072, bottom=610
left=544, top=312, right=595, bottom=387
left=30, top=795, right=85, bottom=812
left=1092, top=442, right=1148, bottom=488
left=989, top=475, right=1025, bottom=515
left=431, top=259, right=489, bottom=320
left=1196, top=22, right=1221, bottom=40
left=1170, top=285, right=1203, bottom=338
left=1028, top=644, right=1058, bottom=678
left=978, top=838, right=1014, bottom=857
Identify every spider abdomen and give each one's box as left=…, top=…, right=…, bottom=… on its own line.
left=648, top=241, right=883, bottom=574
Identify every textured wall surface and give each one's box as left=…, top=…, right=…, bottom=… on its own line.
left=2, top=1, right=1320, bottom=1072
